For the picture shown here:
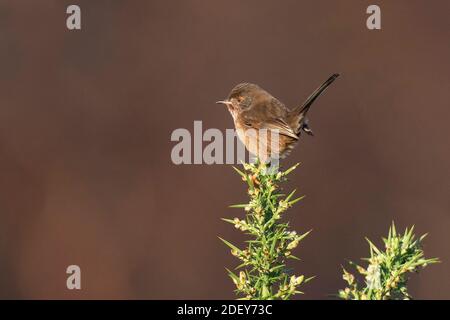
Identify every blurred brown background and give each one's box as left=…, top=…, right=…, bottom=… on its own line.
left=0, top=0, right=448, bottom=299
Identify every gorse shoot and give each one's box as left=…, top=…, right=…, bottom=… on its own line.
left=339, top=223, right=439, bottom=300
left=220, top=161, right=311, bottom=300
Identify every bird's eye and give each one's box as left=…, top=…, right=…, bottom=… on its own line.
left=237, top=96, right=243, bottom=102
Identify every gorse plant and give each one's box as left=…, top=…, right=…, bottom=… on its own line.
left=339, top=223, right=439, bottom=300
left=219, top=162, right=439, bottom=300
left=220, top=161, right=311, bottom=300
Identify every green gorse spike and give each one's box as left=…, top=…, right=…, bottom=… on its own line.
left=339, top=223, right=439, bottom=300
left=221, top=161, right=310, bottom=300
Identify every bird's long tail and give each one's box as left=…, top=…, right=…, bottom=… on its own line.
left=292, top=73, right=340, bottom=117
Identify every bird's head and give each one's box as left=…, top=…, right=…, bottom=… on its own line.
left=216, top=83, right=260, bottom=120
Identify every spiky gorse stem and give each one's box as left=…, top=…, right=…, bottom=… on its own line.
left=220, top=161, right=311, bottom=300
left=339, top=223, right=439, bottom=300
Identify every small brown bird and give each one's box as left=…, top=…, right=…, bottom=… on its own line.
left=217, top=74, right=339, bottom=161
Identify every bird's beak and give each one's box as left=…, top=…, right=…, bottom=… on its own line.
left=216, top=100, right=232, bottom=106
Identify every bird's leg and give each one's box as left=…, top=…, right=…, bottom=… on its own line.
left=250, top=174, right=260, bottom=186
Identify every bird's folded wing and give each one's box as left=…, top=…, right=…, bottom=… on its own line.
left=261, top=119, right=299, bottom=140
left=246, top=118, right=298, bottom=140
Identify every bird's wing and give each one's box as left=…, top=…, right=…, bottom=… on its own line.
left=261, top=118, right=299, bottom=140
left=241, top=114, right=299, bottom=140
left=240, top=95, right=299, bottom=140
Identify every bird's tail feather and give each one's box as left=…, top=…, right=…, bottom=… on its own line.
left=292, top=73, right=340, bottom=117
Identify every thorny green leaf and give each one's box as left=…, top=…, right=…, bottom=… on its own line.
left=221, top=161, right=310, bottom=300
left=339, top=222, right=439, bottom=300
